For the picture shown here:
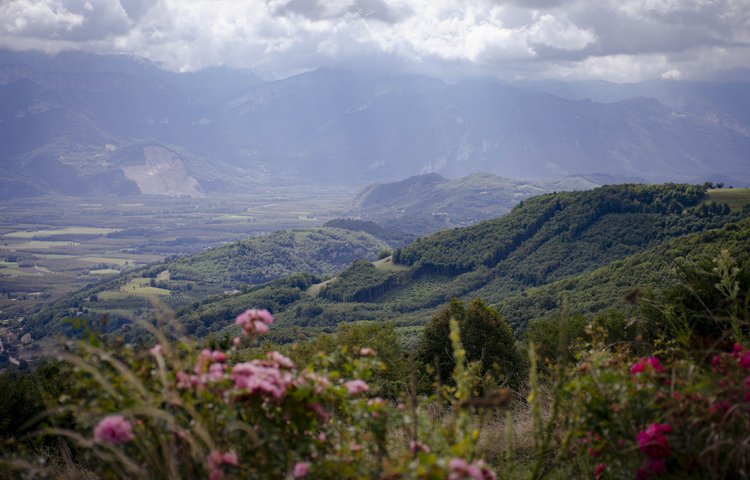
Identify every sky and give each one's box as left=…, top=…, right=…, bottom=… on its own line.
left=0, top=0, right=749, bottom=82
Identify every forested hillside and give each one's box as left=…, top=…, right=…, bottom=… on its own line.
left=159, top=185, right=749, bottom=342
left=24, top=227, right=389, bottom=339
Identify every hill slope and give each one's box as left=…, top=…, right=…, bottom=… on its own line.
left=160, top=184, right=748, bottom=339
left=25, top=227, right=389, bottom=338
left=349, top=173, right=601, bottom=234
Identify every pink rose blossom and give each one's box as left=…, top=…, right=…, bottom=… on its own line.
left=232, top=361, right=291, bottom=399
left=253, top=320, right=269, bottom=334
left=267, top=351, right=295, bottom=369
left=293, top=462, right=310, bottom=478
left=235, top=309, right=273, bottom=336
left=93, top=415, right=134, bottom=444
left=344, top=379, right=369, bottom=395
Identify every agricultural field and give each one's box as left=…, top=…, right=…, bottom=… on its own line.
left=704, top=188, right=750, bottom=211
left=0, top=187, right=355, bottom=318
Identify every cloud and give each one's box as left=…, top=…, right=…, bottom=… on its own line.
left=0, top=0, right=748, bottom=81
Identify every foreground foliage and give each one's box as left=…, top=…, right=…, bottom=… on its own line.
left=1, top=309, right=499, bottom=480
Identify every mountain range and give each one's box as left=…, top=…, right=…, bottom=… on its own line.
left=2, top=50, right=749, bottom=200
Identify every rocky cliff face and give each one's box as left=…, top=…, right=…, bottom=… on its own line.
left=121, top=146, right=203, bottom=197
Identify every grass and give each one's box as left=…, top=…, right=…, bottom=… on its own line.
left=373, top=256, right=410, bottom=272
left=88, top=269, right=121, bottom=275
left=79, top=257, right=132, bottom=266
left=99, top=278, right=171, bottom=300
left=10, top=240, right=80, bottom=250
left=3, top=227, right=120, bottom=238
left=306, top=278, right=338, bottom=296
left=156, top=270, right=171, bottom=281
left=705, top=188, right=750, bottom=211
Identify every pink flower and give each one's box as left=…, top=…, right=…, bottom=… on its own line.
left=594, top=463, right=606, bottom=479
left=232, top=361, right=290, bottom=399
left=308, top=403, right=329, bottom=422
left=253, top=320, right=269, bottom=334
left=267, top=351, right=295, bottom=369
left=176, top=371, right=193, bottom=389
left=93, top=415, right=134, bottom=444
left=235, top=309, right=273, bottom=336
left=149, top=344, right=163, bottom=356
left=448, top=458, right=470, bottom=480
left=207, top=362, right=225, bottom=382
left=344, top=379, right=369, bottom=395
left=409, top=440, right=431, bottom=454
left=293, top=462, right=310, bottom=478
left=211, top=351, right=227, bottom=363
left=359, top=347, right=376, bottom=356
left=207, top=449, right=239, bottom=480
left=447, top=458, right=493, bottom=480
left=739, top=352, right=750, bottom=370
left=637, top=423, right=672, bottom=459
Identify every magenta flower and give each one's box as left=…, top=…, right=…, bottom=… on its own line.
left=631, top=357, right=664, bottom=376
left=594, top=463, right=606, bottom=479
left=344, top=379, right=369, bottom=395
left=637, top=423, right=672, bottom=459
left=647, top=459, right=666, bottom=475
left=293, top=462, right=310, bottom=478
left=93, top=415, right=134, bottom=444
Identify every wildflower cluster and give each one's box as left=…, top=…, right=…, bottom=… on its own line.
left=6, top=307, right=497, bottom=480
left=566, top=345, right=750, bottom=479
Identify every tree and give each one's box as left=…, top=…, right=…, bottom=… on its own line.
left=417, top=298, right=524, bottom=387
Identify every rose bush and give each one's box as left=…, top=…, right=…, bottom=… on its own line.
left=1, top=309, right=498, bottom=480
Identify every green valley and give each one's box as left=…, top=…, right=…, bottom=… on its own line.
left=89, top=183, right=747, bottom=344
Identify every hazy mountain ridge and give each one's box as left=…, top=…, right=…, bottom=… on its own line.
left=349, top=172, right=602, bottom=234
left=2, top=51, right=749, bottom=199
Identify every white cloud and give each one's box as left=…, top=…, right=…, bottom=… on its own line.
left=525, top=13, right=596, bottom=51
left=0, top=0, right=748, bottom=81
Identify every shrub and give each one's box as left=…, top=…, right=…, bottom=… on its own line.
left=418, top=298, right=524, bottom=387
